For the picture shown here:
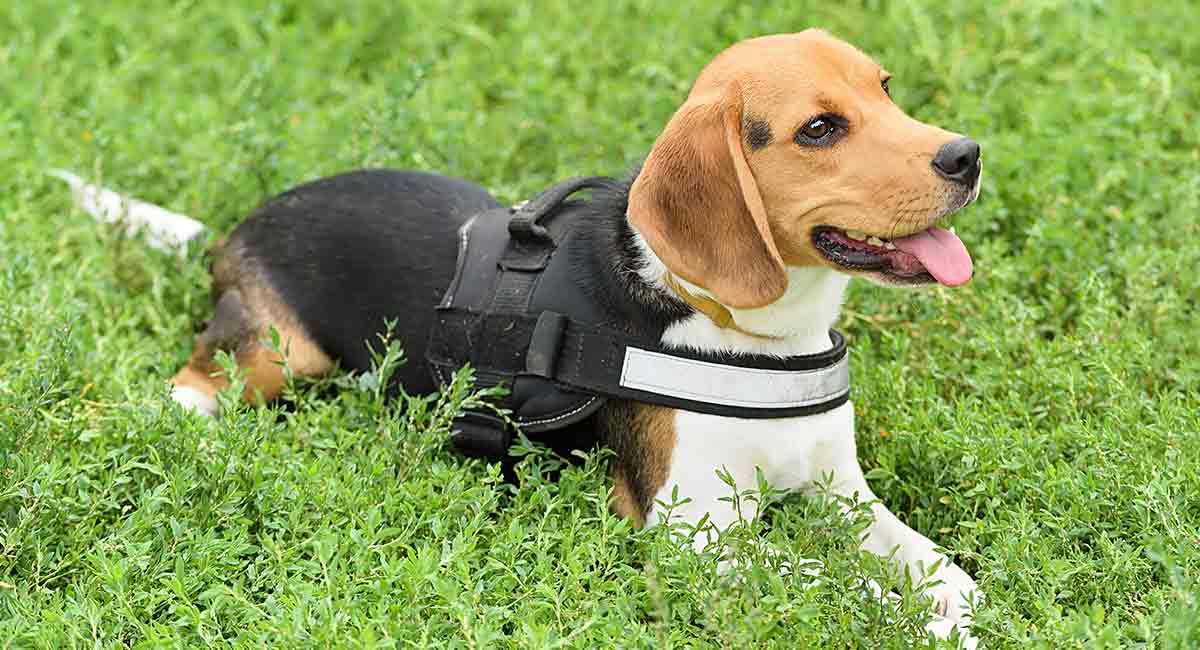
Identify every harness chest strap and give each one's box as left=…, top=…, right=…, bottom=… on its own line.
left=431, top=308, right=851, bottom=416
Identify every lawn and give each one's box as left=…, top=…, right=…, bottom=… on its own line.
left=2, top=1, right=1198, bottom=647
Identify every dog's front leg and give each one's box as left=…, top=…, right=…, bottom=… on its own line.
left=812, top=419, right=983, bottom=626
left=645, top=440, right=764, bottom=556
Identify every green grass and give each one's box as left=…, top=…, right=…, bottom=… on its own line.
left=2, top=0, right=1198, bottom=647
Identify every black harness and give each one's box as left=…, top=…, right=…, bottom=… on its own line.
left=427, top=177, right=850, bottom=460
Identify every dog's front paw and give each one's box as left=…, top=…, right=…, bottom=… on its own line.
left=928, top=561, right=982, bottom=623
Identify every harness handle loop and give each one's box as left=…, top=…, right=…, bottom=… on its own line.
left=508, top=176, right=611, bottom=242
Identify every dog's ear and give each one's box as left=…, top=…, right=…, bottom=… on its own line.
left=628, top=80, right=787, bottom=309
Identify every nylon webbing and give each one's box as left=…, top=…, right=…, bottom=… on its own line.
left=431, top=308, right=851, bottom=420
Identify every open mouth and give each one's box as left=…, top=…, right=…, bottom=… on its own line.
left=811, top=226, right=973, bottom=286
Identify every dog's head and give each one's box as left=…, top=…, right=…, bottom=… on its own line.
left=629, top=30, right=981, bottom=309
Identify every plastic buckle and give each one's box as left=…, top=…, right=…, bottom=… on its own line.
left=449, top=411, right=514, bottom=460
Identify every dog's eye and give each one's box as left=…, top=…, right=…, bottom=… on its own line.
left=801, top=118, right=833, bottom=139
left=794, top=114, right=844, bottom=146
left=882, top=77, right=891, bottom=96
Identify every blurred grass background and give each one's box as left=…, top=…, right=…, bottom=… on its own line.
left=1, top=1, right=1198, bottom=647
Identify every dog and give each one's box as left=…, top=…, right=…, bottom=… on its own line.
left=66, top=30, right=984, bottom=645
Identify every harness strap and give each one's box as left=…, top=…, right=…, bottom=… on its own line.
left=429, top=308, right=850, bottom=421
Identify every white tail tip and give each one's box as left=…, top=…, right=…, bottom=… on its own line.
left=49, top=169, right=208, bottom=254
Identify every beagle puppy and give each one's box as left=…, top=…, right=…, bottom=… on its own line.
left=159, top=30, right=983, bottom=643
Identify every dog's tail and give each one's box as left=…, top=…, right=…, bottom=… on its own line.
left=49, top=169, right=209, bottom=254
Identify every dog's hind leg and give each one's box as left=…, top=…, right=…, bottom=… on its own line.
left=170, top=288, right=334, bottom=416
left=170, top=245, right=334, bottom=416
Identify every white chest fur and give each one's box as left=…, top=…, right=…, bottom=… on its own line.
left=646, top=402, right=858, bottom=530
left=632, top=224, right=860, bottom=521
left=644, top=264, right=859, bottom=530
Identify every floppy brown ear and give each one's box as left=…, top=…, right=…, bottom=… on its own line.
left=628, top=80, right=787, bottom=309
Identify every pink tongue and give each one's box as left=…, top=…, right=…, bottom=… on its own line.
left=891, top=227, right=973, bottom=286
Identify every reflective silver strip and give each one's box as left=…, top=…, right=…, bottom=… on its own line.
left=619, top=346, right=849, bottom=410
left=439, top=216, right=476, bottom=308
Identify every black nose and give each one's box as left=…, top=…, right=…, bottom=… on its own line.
left=931, top=137, right=981, bottom=184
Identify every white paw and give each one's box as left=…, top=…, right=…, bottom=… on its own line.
left=171, top=385, right=218, bottom=417
left=927, top=562, right=982, bottom=623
